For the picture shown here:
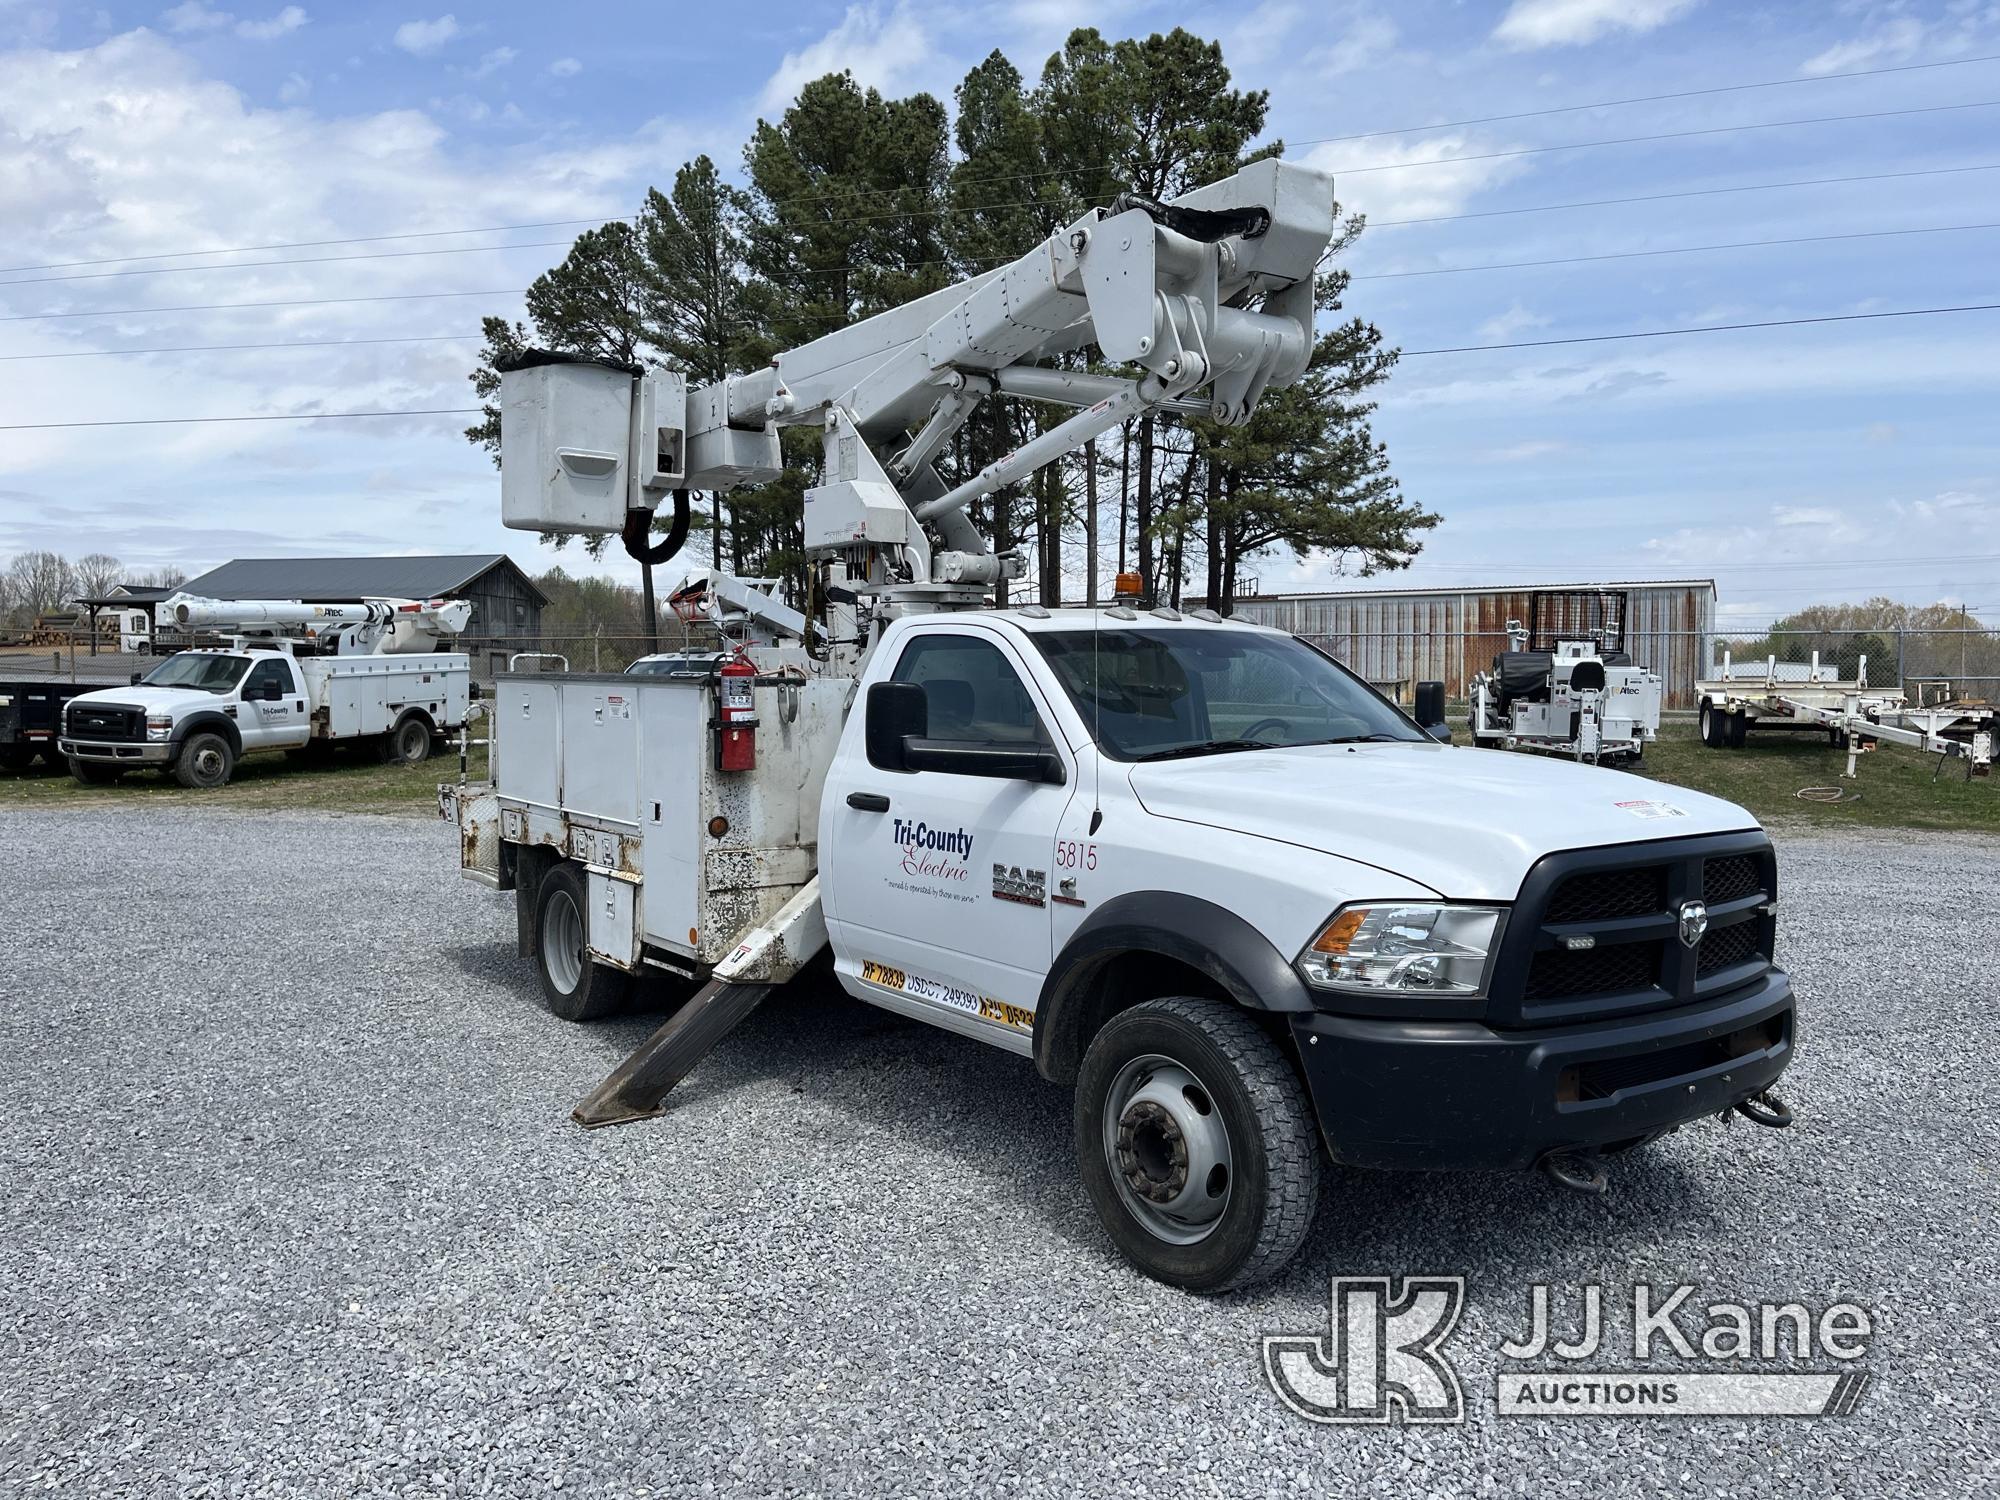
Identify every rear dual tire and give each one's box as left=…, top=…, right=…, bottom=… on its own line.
left=533, top=863, right=631, bottom=1022
left=1075, top=996, right=1320, bottom=1293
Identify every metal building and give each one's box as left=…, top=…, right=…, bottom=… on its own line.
left=1223, top=579, right=1716, bottom=707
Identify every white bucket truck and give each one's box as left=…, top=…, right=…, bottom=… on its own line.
left=450, top=162, right=1796, bottom=1290
left=61, top=594, right=472, bottom=788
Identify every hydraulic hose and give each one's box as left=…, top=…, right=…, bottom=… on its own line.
left=623, top=489, right=692, bottom=566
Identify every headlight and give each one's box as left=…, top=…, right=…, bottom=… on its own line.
left=147, top=716, right=173, bottom=741
left=1298, top=903, right=1505, bottom=998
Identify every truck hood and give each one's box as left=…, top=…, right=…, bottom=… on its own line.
left=66, top=684, right=227, bottom=716
left=1127, top=742, right=1759, bottom=901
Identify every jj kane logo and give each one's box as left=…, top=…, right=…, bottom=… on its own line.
left=892, top=818, right=974, bottom=881
left=1265, top=1278, right=1875, bottom=1424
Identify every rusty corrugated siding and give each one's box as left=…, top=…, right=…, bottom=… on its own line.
left=1228, top=582, right=1715, bottom=706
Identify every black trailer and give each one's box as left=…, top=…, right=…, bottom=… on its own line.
left=1, top=676, right=107, bottom=770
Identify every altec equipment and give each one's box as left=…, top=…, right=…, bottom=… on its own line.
left=447, top=162, right=1797, bottom=1292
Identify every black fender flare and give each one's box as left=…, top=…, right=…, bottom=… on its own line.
left=170, top=712, right=242, bottom=759
left=1032, top=891, right=1314, bottom=1084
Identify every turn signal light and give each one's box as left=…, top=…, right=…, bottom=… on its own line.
left=1311, top=909, right=1368, bottom=956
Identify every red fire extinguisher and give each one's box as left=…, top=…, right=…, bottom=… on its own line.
left=717, top=653, right=757, bottom=772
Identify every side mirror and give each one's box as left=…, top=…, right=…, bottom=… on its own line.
left=130, top=672, right=143, bottom=686
left=1414, top=680, right=1450, bottom=743
left=866, top=680, right=927, bottom=772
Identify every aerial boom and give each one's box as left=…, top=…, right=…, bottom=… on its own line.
left=498, top=159, right=1336, bottom=647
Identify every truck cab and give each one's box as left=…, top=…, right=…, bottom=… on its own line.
left=811, top=608, right=1792, bottom=1287
left=58, top=648, right=311, bottom=787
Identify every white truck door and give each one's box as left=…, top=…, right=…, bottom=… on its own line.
left=823, top=628, right=1074, bottom=1042
left=238, top=657, right=308, bottom=750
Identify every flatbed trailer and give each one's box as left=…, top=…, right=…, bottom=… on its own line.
left=1696, top=651, right=1993, bottom=779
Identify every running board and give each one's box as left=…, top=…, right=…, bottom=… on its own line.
left=570, top=879, right=827, bottom=1130
left=572, top=979, right=773, bottom=1128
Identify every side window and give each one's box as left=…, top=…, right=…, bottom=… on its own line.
left=892, top=634, right=1048, bottom=746
left=243, top=660, right=290, bottom=697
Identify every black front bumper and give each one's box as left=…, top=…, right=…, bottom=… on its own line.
left=1291, top=968, right=1794, bottom=1171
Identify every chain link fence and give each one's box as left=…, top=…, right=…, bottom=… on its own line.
left=1292, top=628, right=1999, bottom=709
left=9, top=621, right=1995, bottom=708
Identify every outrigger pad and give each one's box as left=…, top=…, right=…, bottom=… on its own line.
left=571, top=979, right=774, bottom=1129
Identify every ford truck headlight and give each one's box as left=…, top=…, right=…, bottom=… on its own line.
left=1298, top=903, right=1505, bottom=998
left=147, top=716, right=173, bottom=742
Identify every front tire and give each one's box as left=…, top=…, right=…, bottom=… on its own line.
left=173, top=731, right=234, bottom=789
left=1075, top=997, right=1320, bottom=1293
left=533, top=863, right=630, bottom=1022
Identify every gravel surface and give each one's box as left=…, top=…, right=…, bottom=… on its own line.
left=2, top=808, right=1995, bottom=1497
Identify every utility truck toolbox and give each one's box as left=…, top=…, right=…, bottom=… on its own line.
left=451, top=159, right=1797, bottom=1293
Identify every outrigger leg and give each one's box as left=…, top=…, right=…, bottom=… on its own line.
left=571, top=881, right=827, bottom=1129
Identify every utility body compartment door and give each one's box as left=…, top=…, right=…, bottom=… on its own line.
left=821, top=625, right=1074, bottom=1051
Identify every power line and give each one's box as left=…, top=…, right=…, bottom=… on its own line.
left=1402, top=302, right=2000, bottom=356
left=1296, top=52, right=2000, bottom=146
left=1368, top=162, right=2000, bottom=227
left=10, top=303, right=2000, bottom=425
left=0, top=334, right=479, bottom=362
left=0, top=287, right=525, bottom=323
left=0, top=218, right=618, bottom=277
left=1, top=240, right=577, bottom=289
left=0, top=408, right=481, bottom=432
left=1323, top=98, right=2000, bottom=177
left=1355, top=220, right=2000, bottom=282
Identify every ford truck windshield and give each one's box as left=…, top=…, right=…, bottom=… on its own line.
left=1031, top=627, right=1422, bottom=761
left=141, top=653, right=251, bottom=694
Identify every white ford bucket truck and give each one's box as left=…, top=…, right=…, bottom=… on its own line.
left=61, top=594, right=472, bottom=788
left=450, top=160, right=1796, bottom=1291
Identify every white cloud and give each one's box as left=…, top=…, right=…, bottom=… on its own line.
left=1800, top=17, right=1926, bottom=74
left=1303, top=131, right=1530, bottom=223
left=0, top=28, right=711, bottom=585
left=1493, top=0, right=1699, bottom=50
left=467, top=45, right=514, bottom=79
left=1226, top=1, right=1303, bottom=69
left=1304, top=13, right=1398, bottom=75
left=277, top=68, right=308, bottom=101
left=393, top=14, right=459, bottom=55
left=236, top=6, right=304, bottom=40
left=1477, top=303, right=1549, bottom=341
left=758, top=3, right=932, bottom=115
left=236, top=6, right=306, bottom=41
left=548, top=56, right=581, bottom=77
left=160, top=1, right=230, bottom=32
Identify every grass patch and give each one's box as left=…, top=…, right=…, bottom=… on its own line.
left=1634, top=721, right=1997, bottom=833
left=0, top=740, right=488, bottom=817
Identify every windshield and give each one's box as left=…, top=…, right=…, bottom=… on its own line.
left=140, top=653, right=251, bottom=694
left=1031, top=627, right=1423, bottom=761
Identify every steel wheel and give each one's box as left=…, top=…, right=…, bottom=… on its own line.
left=543, top=886, right=584, bottom=995
left=395, top=718, right=431, bottom=764
left=1102, top=1052, right=1234, bottom=1246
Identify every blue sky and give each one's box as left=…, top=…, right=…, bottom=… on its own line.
left=0, top=0, right=1995, bottom=627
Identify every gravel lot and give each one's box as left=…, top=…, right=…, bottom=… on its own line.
left=2, top=807, right=1995, bottom=1497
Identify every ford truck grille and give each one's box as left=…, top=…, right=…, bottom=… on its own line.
left=66, top=702, right=145, bottom=741
left=1495, top=832, right=1776, bottom=1027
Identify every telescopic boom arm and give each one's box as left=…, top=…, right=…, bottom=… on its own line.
left=498, top=158, right=1336, bottom=631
